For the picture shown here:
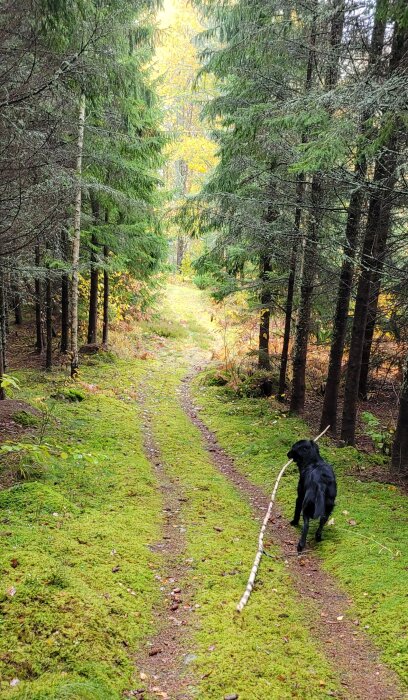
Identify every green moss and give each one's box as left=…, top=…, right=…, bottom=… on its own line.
left=12, top=411, right=40, bottom=428
left=0, top=361, right=162, bottom=699
left=193, top=382, right=408, bottom=686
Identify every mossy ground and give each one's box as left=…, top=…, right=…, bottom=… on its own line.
left=0, top=363, right=162, bottom=699
left=1, top=280, right=407, bottom=699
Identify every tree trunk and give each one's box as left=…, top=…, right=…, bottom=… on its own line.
left=358, top=275, right=381, bottom=400
left=102, top=245, right=109, bottom=346
left=341, top=21, right=406, bottom=445
left=278, top=176, right=303, bottom=400
left=320, top=2, right=387, bottom=433
left=0, top=265, right=6, bottom=396
left=35, top=244, right=43, bottom=354
left=392, top=354, right=408, bottom=478
left=45, top=266, right=52, bottom=370
left=258, top=256, right=272, bottom=371
left=175, top=159, right=188, bottom=271
left=319, top=160, right=367, bottom=431
left=290, top=175, right=321, bottom=414
left=290, top=1, right=345, bottom=414
left=87, top=194, right=100, bottom=345
left=70, top=93, right=86, bottom=378
left=13, top=288, right=23, bottom=325
left=60, top=230, right=70, bottom=354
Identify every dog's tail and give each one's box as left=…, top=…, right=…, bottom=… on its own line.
left=313, top=483, right=326, bottom=519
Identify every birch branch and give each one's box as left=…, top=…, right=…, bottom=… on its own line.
left=236, top=425, right=331, bottom=613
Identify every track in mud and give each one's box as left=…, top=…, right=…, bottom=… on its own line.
left=130, top=379, right=196, bottom=700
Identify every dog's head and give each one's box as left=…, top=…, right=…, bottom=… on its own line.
left=287, top=439, right=320, bottom=469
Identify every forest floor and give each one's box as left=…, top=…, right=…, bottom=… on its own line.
left=0, top=282, right=407, bottom=700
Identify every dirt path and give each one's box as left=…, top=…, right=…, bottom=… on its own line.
left=179, top=371, right=405, bottom=700
left=131, top=379, right=196, bottom=700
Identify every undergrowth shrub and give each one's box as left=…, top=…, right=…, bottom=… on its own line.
left=13, top=410, right=40, bottom=428
left=143, top=318, right=188, bottom=339
left=52, top=388, right=85, bottom=403
left=202, top=367, right=279, bottom=398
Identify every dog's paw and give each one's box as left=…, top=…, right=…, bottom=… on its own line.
left=290, top=519, right=299, bottom=527
left=297, top=542, right=304, bottom=553
left=315, top=532, right=322, bottom=542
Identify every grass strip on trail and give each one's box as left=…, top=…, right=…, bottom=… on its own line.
left=145, top=360, right=342, bottom=700
left=192, top=381, right=408, bottom=687
left=0, top=362, right=161, bottom=700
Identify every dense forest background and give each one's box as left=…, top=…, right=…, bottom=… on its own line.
left=1, top=0, right=408, bottom=475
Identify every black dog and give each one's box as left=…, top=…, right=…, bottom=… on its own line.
left=287, top=439, right=337, bottom=552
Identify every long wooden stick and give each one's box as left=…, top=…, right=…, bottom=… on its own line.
left=236, top=425, right=330, bottom=613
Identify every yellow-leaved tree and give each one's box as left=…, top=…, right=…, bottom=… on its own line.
left=155, top=0, right=217, bottom=271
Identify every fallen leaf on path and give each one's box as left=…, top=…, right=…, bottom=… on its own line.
left=148, top=647, right=162, bottom=657
left=139, top=672, right=148, bottom=681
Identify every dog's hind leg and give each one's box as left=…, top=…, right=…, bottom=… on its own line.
left=315, top=515, right=327, bottom=542
left=297, top=516, right=310, bottom=552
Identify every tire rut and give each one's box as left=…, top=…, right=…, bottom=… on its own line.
left=180, top=371, right=406, bottom=700
left=128, top=381, right=196, bottom=700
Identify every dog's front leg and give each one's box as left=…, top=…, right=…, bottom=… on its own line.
left=291, top=486, right=303, bottom=526
left=297, top=516, right=309, bottom=552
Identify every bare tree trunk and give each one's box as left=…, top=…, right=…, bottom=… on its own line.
left=87, top=231, right=99, bottom=344
left=70, top=93, right=86, bottom=378
left=13, top=287, right=23, bottom=325
left=258, top=256, right=272, bottom=371
left=320, top=2, right=387, bottom=433
left=102, top=245, right=109, bottom=346
left=175, top=159, right=188, bottom=272
left=392, top=354, right=408, bottom=478
left=35, top=244, right=43, bottom=354
left=358, top=275, right=381, bottom=400
left=278, top=176, right=303, bottom=400
left=60, top=230, right=70, bottom=354
left=341, top=21, right=406, bottom=445
left=45, top=266, right=53, bottom=370
left=290, top=176, right=321, bottom=414
left=320, top=160, right=367, bottom=431
left=0, top=265, right=6, bottom=396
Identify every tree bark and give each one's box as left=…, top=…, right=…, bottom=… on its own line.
left=278, top=176, right=303, bottom=400
left=320, top=2, right=387, bottom=433
left=392, top=354, right=408, bottom=478
left=60, top=230, right=70, bottom=353
left=102, top=245, right=109, bottom=346
left=258, top=256, right=272, bottom=371
left=341, top=21, right=407, bottom=445
left=13, top=288, right=23, bottom=325
left=35, top=244, right=43, bottom=353
left=175, top=159, right=188, bottom=271
left=87, top=194, right=100, bottom=344
left=358, top=275, right=381, bottom=400
left=45, top=265, right=53, bottom=370
left=290, top=175, right=321, bottom=414
left=70, top=93, right=86, bottom=378
left=87, top=232, right=99, bottom=344
left=0, top=265, right=6, bottom=394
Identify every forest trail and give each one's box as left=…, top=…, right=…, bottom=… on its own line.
left=132, top=282, right=405, bottom=700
